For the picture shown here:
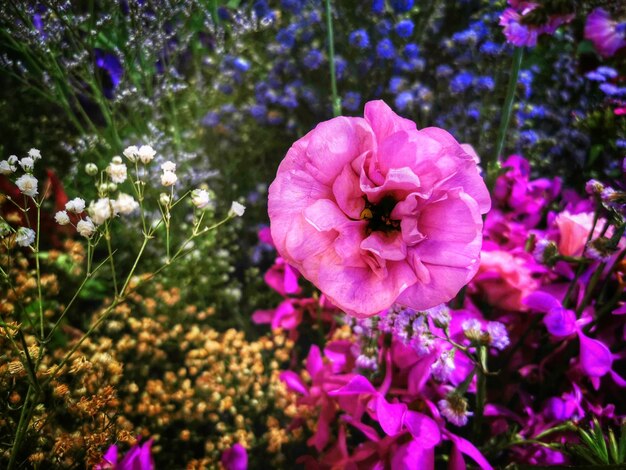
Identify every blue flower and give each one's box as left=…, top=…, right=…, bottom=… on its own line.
left=520, top=130, right=538, bottom=145
left=253, top=0, right=272, bottom=19
left=395, top=19, right=414, bottom=38
left=303, top=49, right=323, bottom=70
left=372, top=0, right=384, bottom=14
left=467, top=105, right=480, bottom=120
left=404, top=43, right=420, bottom=59
left=585, top=71, right=606, bottom=82
left=388, top=76, right=405, bottom=93
left=281, top=0, right=303, bottom=14
left=343, top=91, right=361, bottom=112
left=94, top=49, right=123, bottom=99
left=436, top=65, right=453, bottom=78
left=394, top=91, right=413, bottom=111
left=597, top=66, right=618, bottom=79
left=476, top=76, right=495, bottom=91
left=450, top=72, right=473, bottom=93
left=277, top=26, right=296, bottom=48
left=202, top=111, right=220, bottom=127
left=390, top=0, right=414, bottom=13
left=376, top=38, right=395, bottom=59
left=376, top=19, right=392, bottom=36
left=335, top=56, right=348, bottom=80
left=349, top=29, right=370, bottom=49
left=231, top=57, right=250, bottom=72
left=479, top=41, right=500, bottom=55
left=249, top=104, right=267, bottom=121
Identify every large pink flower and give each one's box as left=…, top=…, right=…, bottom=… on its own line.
left=268, top=100, right=490, bottom=318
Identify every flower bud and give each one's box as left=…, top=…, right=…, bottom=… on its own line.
left=85, top=163, right=98, bottom=176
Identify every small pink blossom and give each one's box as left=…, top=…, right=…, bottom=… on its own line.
left=554, top=211, right=604, bottom=257
left=268, top=100, right=490, bottom=318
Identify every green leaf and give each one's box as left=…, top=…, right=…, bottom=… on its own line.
left=608, top=427, right=619, bottom=464
left=618, top=421, right=626, bottom=463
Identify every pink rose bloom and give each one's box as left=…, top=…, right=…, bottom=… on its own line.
left=554, top=211, right=603, bottom=257
left=472, top=249, right=539, bottom=311
left=585, top=8, right=626, bottom=58
left=268, top=100, right=490, bottom=318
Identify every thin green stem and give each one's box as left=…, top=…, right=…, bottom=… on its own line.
left=489, top=47, right=523, bottom=188
left=473, top=346, right=488, bottom=437
left=324, top=0, right=341, bottom=117
left=7, top=385, right=35, bottom=470
left=104, top=221, right=118, bottom=296
left=34, top=201, right=44, bottom=339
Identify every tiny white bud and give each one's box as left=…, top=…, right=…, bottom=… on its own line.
left=54, top=211, right=70, bottom=225
left=65, top=198, right=86, bottom=213
left=123, top=145, right=139, bottom=162
left=85, top=163, right=98, bottom=176
left=19, top=157, right=34, bottom=172
left=15, top=227, right=36, bottom=247
left=137, top=145, right=156, bottom=164
left=161, top=161, right=176, bottom=172
left=161, top=171, right=177, bottom=187
left=76, top=217, right=96, bottom=238
left=159, top=193, right=171, bottom=206
left=229, top=201, right=246, bottom=217
left=191, top=189, right=211, bottom=209
left=27, top=148, right=41, bottom=160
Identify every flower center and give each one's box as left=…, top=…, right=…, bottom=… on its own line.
left=360, top=195, right=400, bottom=234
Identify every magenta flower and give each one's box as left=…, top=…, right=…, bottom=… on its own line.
left=499, top=1, right=573, bottom=47
left=95, top=439, right=154, bottom=470
left=268, top=100, right=490, bottom=318
left=585, top=8, right=626, bottom=58
left=221, top=443, right=248, bottom=470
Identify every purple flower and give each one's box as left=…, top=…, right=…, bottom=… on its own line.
left=94, top=49, right=123, bottom=99
left=95, top=439, right=154, bottom=470
left=499, top=2, right=573, bottom=47
left=222, top=443, right=248, bottom=470
left=585, top=8, right=626, bottom=58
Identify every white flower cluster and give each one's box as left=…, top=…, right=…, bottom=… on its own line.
left=0, top=149, right=44, bottom=247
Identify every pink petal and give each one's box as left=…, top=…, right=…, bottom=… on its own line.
left=333, top=164, right=365, bottom=219
left=361, top=231, right=407, bottom=261
left=279, top=371, right=309, bottom=396
left=447, top=433, right=493, bottom=470
left=306, top=345, right=324, bottom=378
left=544, top=307, right=577, bottom=337
left=375, top=396, right=407, bottom=436
left=523, top=291, right=561, bottom=312
left=364, top=100, right=416, bottom=144
left=403, top=411, right=441, bottom=448
left=578, top=332, right=613, bottom=377
left=329, top=375, right=377, bottom=396
left=391, top=440, right=435, bottom=470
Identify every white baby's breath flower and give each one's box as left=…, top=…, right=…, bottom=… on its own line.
left=107, top=159, right=127, bottom=184
left=85, top=163, right=98, bottom=176
left=229, top=201, right=246, bottom=217
left=123, top=145, right=139, bottom=162
left=19, top=157, right=34, bottom=172
left=137, top=145, right=156, bottom=164
left=65, top=197, right=86, bottom=213
left=159, top=193, right=172, bottom=206
left=76, top=217, right=96, bottom=238
left=89, top=198, right=116, bottom=225
left=7, top=155, right=18, bottom=165
left=15, top=174, right=38, bottom=197
left=114, top=193, right=139, bottom=215
left=54, top=211, right=70, bottom=225
left=191, top=189, right=211, bottom=209
left=161, top=161, right=176, bottom=172
left=15, top=227, right=36, bottom=247
left=0, top=160, right=16, bottom=175
left=161, top=171, right=177, bottom=187
left=28, top=148, right=41, bottom=160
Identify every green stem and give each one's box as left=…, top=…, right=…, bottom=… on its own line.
left=324, top=0, right=341, bottom=117
left=34, top=201, right=44, bottom=339
left=104, top=221, right=118, bottom=296
left=473, top=346, right=488, bottom=437
left=489, top=47, right=523, bottom=188
left=7, top=385, right=35, bottom=470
